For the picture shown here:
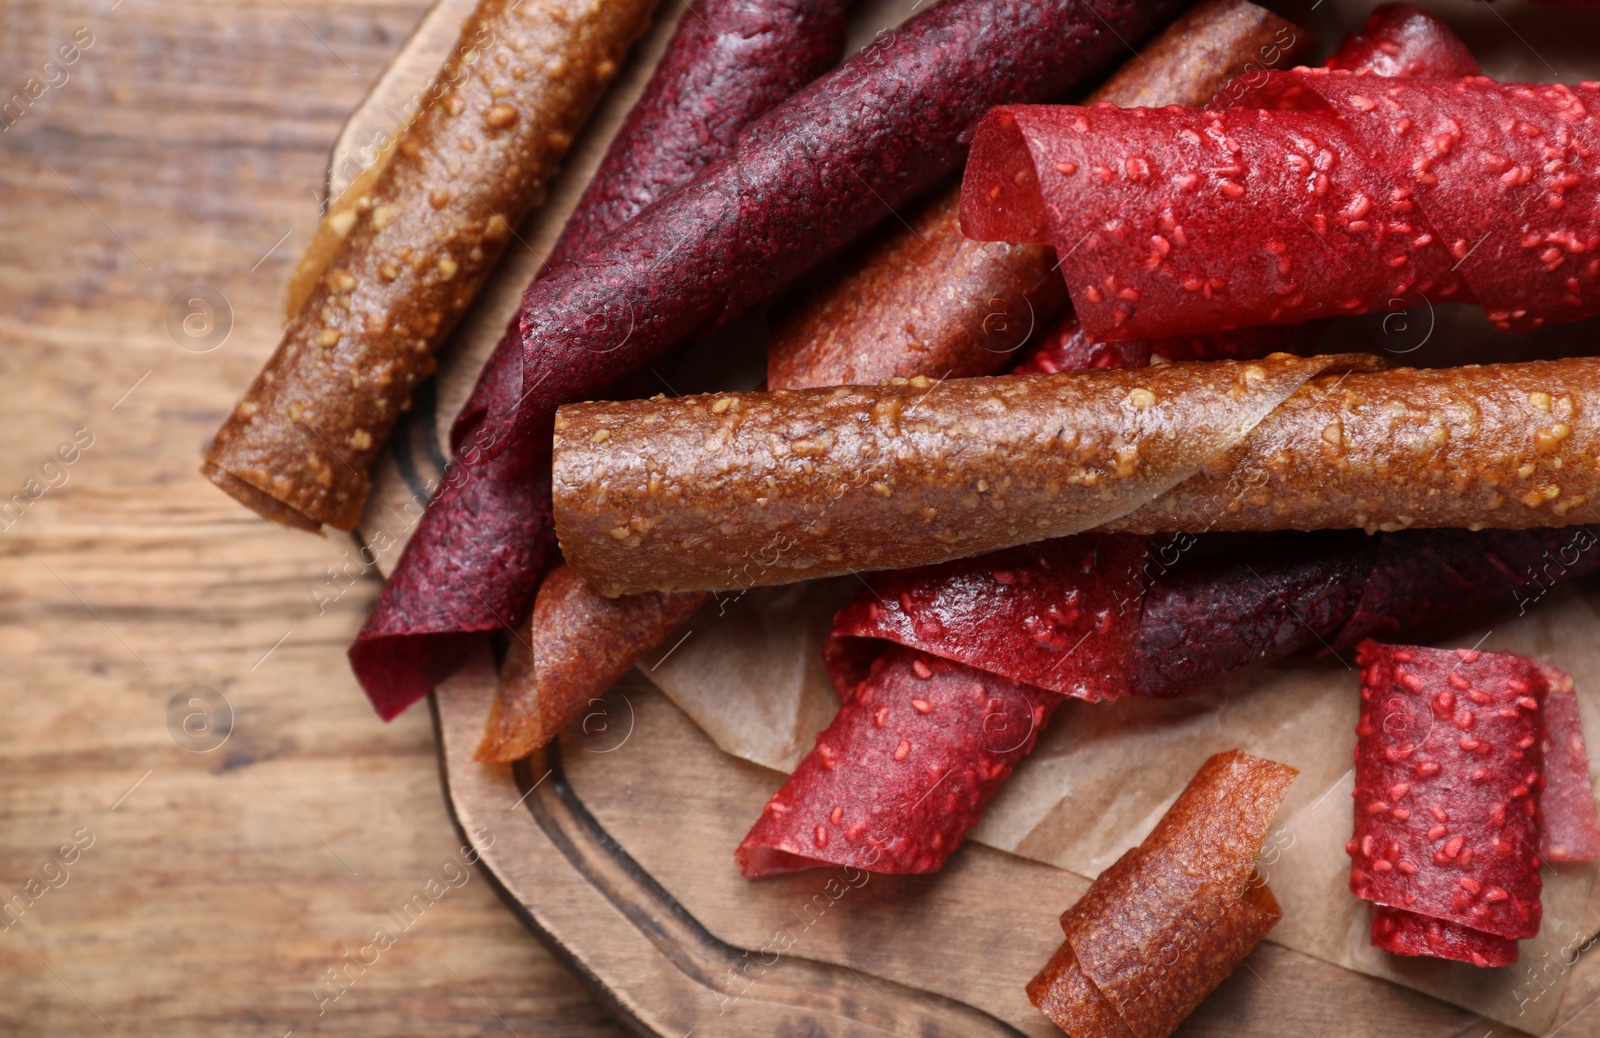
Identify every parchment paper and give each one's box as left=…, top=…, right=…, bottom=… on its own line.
left=647, top=564, right=1600, bottom=1031
left=640, top=2, right=1600, bottom=1028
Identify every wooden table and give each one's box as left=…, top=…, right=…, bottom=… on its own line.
left=0, top=1, right=628, bottom=1034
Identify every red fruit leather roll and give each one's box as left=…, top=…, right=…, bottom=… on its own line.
left=1029, top=750, right=1296, bottom=1038
left=825, top=535, right=1149, bottom=703
left=1350, top=641, right=1547, bottom=966
left=1321, top=2, right=1480, bottom=79
left=492, top=0, right=1190, bottom=449
left=350, top=0, right=853, bottom=719
left=737, top=644, right=1059, bottom=876
left=960, top=74, right=1600, bottom=341
left=738, top=536, right=1146, bottom=876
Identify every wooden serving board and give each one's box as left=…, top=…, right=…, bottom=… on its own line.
left=338, top=0, right=1600, bottom=1034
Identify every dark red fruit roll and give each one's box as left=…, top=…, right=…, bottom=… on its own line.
left=544, top=0, right=855, bottom=273
left=739, top=536, right=1147, bottom=877
left=961, top=73, right=1600, bottom=341
left=492, top=0, right=1190, bottom=451
left=1329, top=525, right=1600, bottom=653
left=1350, top=642, right=1547, bottom=966
left=1130, top=530, right=1378, bottom=699
left=349, top=0, right=854, bottom=718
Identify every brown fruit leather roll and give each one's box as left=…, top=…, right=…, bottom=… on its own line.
left=476, top=566, right=702, bottom=761
left=494, top=0, right=1312, bottom=762
left=1028, top=749, right=1296, bottom=1038
left=767, top=0, right=1311, bottom=388
left=553, top=356, right=1600, bottom=595
left=203, top=0, right=659, bottom=531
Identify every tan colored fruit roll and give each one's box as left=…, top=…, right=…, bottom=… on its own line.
left=203, top=0, right=658, bottom=531
left=552, top=356, right=1600, bottom=595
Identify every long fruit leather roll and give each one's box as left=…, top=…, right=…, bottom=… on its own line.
left=202, top=0, right=659, bottom=531
left=1349, top=642, right=1600, bottom=966
left=552, top=355, right=1600, bottom=596
left=488, top=0, right=1190, bottom=451
left=352, top=0, right=854, bottom=721
left=477, top=0, right=1314, bottom=762
left=961, top=71, right=1600, bottom=342
left=1028, top=750, right=1296, bottom=1038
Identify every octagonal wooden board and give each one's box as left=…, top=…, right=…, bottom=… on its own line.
left=332, top=0, right=1600, bottom=1033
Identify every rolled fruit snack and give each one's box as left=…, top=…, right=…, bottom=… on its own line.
left=551, top=355, right=1600, bottom=596
left=896, top=1, right=1486, bottom=702
left=356, top=0, right=856, bottom=724
left=491, top=0, right=1188, bottom=451
left=1130, top=524, right=1600, bottom=699
left=960, top=70, right=1600, bottom=341
left=736, top=536, right=1148, bottom=876
left=1351, top=643, right=1552, bottom=966
left=482, top=0, right=1316, bottom=764
left=1028, top=750, right=1296, bottom=1038
left=202, top=0, right=660, bottom=532
left=356, top=0, right=1188, bottom=722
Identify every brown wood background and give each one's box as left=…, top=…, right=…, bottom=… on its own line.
left=0, top=1, right=628, bottom=1034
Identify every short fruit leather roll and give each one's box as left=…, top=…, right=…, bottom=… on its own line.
left=1029, top=750, right=1296, bottom=1038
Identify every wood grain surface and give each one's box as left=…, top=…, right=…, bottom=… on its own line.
left=0, top=1, right=631, bottom=1034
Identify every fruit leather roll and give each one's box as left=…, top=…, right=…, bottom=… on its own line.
left=489, top=0, right=1190, bottom=449
left=737, top=536, right=1147, bottom=876
left=766, top=0, right=1310, bottom=388
left=1350, top=642, right=1562, bottom=965
left=1131, top=524, right=1600, bottom=699
left=1028, top=750, right=1296, bottom=1038
left=1321, top=2, right=1479, bottom=79
left=202, top=0, right=659, bottom=531
left=961, top=71, right=1600, bottom=342
left=352, top=0, right=854, bottom=719
left=474, top=0, right=1309, bottom=760
left=552, top=355, right=1600, bottom=596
